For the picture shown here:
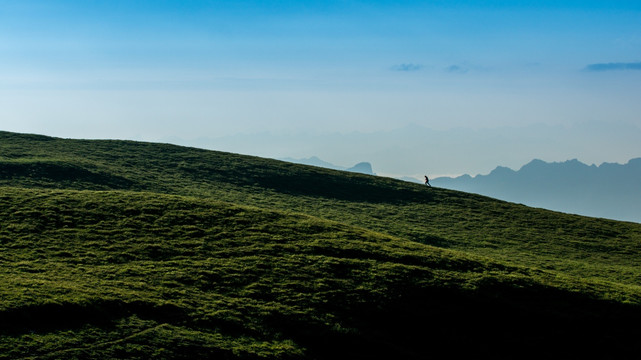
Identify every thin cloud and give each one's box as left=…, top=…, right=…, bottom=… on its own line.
left=446, top=65, right=468, bottom=74
left=584, top=62, right=641, bottom=72
left=391, top=63, right=423, bottom=72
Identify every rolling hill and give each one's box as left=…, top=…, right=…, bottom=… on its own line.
left=2, top=130, right=641, bottom=359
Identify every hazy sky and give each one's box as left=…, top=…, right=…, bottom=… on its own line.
left=1, top=1, right=640, bottom=177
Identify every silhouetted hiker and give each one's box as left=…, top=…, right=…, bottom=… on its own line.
left=424, top=175, right=431, bottom=187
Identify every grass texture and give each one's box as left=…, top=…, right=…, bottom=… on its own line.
left=1, top=131, right=641, bottom=358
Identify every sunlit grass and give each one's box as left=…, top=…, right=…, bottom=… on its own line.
left=2, top=131, right=641, bottom=358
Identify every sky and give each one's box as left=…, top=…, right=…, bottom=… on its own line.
left=1, top=0, right=641, bottom=178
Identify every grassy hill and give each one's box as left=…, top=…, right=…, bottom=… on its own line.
left=2, top=130, right=641, bottom=358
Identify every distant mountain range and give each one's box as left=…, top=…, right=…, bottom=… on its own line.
left=162, top=122, right=641, bottom=180
left=281, top=156, right=376, bottom=175
left=432, top=158, right=641, bottom=223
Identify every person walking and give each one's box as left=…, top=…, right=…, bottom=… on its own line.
left=424, top=175, right=431, bottom=187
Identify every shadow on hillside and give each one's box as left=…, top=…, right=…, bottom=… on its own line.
left=248, top=172, right=435, bottom=204
left=271, top=283, right=641, bottom=359
left=0, top=300, right=185, bottom=335
left=1, top=280, right=640, bottom=359
left=0, top=161, right=137, bottom=190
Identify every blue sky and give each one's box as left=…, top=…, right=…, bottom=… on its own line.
left=1, top=0, right=640, bottom=177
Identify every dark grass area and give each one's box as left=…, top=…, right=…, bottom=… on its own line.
left=1, top=188, right=640, bottom=359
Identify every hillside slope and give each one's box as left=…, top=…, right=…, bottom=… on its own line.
left=1, top=187, right=640, bottom=359
left=2, top=131, right=641, bottom=288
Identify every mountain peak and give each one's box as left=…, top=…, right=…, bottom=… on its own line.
left=347, top=162, right=375, bottom=175
left=519, top=159, right=547, bottom=171
left=488, top=165, right=515, bottom=177
left=282, top=156, right=376, bottom=175
left=627, top=158, right=641, bottom=167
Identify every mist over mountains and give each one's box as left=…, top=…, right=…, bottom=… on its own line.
left=160, top=121, right=641, bottom=179
left=432, top=158, right=641, bottom=223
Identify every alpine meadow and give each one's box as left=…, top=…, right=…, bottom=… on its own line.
left=1, top=131, right=641, bottom=359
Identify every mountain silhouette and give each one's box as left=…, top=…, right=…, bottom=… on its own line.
left=432, top=158, right=641, bottom=223
left=346, top=162, right=375, bottom=175
left=282, top=157, right=376, bottom=175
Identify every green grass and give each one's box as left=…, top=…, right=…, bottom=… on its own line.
left=2, top=131, right=640, bottom=286
left=1, top=187, right=640, bottom=359
left=1, top=131, right=641, bottom=358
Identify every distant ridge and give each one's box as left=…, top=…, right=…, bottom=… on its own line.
left=346, top=162, right=375, bottom=175
left=281, top=156, right=339, bottom=170
left=433, top=158, right=641, bottom=223
left=281, top=156, right=376, bottom=175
